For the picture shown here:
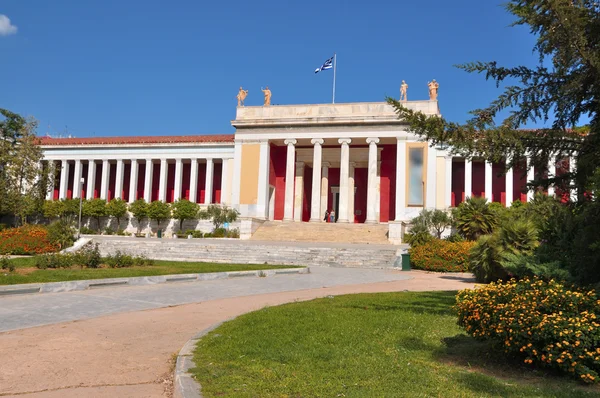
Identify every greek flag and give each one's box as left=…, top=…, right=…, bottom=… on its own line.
left=314, top=56, right=334, bottom=73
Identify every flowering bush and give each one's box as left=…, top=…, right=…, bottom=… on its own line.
left=456, top=278, right=600, bottom=383
left=409, top=239, right=475, bottom=272
left=0, top=225, right=59, bottom=255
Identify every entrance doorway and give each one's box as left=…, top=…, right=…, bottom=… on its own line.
left=331, top=186, right=340, bottom=222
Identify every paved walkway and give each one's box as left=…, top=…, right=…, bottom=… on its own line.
left=0, top=268, right=476, bottom=397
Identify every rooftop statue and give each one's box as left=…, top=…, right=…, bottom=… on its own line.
left=428, top=79, right=439, bottom=101
left=237, top=87, right=248, bottom=107
left=262, top=86, right=272, bottom=106
left=400, top=80, right=408, bottom=102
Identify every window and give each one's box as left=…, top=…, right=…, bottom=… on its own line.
left=408, top=146, right=424, bottom=206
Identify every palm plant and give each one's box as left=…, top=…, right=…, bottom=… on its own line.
left=452, top=196, right=498, bottom=241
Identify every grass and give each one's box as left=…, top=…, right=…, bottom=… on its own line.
left=0, top=257, right=301, bottom=285
left=191, top=291, right=600, bottom=398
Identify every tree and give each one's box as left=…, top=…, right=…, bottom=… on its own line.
left=198, top=205, right=239, bottom=230
left=83, top=198, right=107, bottom=231
left=128, top=199, right=148, bottom=233
left=452, top=197, right=498, bottom=241
left=43, top=200, right=65, bottom=221
left=107, top=198, right=128, bottom=230
left=387, top=1, right=600, bottom=197
left=0, top=110, right=49, bottom=225
left=170, top=199, right=199, bottom=231
left=147, top=200, right=171, bottom=228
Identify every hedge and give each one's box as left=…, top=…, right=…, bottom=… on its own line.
left=456, top=278, right=600, bottom=383
left=409, top=239, right=475, bottom=272
left=0, top=225, right=59, bottom=255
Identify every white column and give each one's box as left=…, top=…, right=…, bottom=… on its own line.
left=337, top=138, right=352, bottom=223
left=526, top=155, right=535, bottom=202
left=115, top=159, right=124, bottom=199
left=58, top=160, right=69, bottom=200
left=173, top=158, right=183, bottom=201
left=86, top=160, right=96, bottom=199
left=72, top=160, right=83, bottom=199
left=505, top=161, right=514, bottom=207
left=46, top=162, right=55, bottom=200
left=293, top=161, right=304, bottom=222
left=484, top=161, right=493, bottom=202
left=426, top=146, right=437, bottom=208
left=445, top=156, right=452, bottom=208
left=283, top=139, right=297, bottom=221
left=570, top=156, right=577, bottom=201
left=144, top=159, right=153, bottom=202
left=256, top=141, right=270, bottom=219
left=205, top=158, right=214, bottom=204
left=395, top=139, right=406, bottom=221
left=158, top=159, right=168, bottom=202
left=128, top=160, right=138, bottom=203
left=100, top=160, right=109, bottom=200
left=348, top=162, right=356, bottom=222
left=310, top=138, right=324, bottom=222
left=189, top=159, right=199, bottom=203
left=464, top=159, right=472, bottom=201
left=231, top=142, right=242, bottom=209
left=220, top=159, right=229, bottom=205
left=320, top=163, right=330, bottom=221
left=365, top=137, right=379, bottom=223
left=547, top=155, right=555, bottom=197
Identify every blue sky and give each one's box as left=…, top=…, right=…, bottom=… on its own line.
left=0, top=0, right=540, bottom=137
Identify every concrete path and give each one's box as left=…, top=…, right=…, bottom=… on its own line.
left=0, top=268, right=476, bottom=397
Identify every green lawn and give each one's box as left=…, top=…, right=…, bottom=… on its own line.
left=0, top=257, right=301, bottom=285
left=191, top=291, right=600, bottom=398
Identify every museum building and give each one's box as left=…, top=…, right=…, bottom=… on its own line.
left=40, top=98, right=568, bottom=239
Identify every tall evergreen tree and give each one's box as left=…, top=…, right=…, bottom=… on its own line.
left=388, top=0, right=600, bottom=198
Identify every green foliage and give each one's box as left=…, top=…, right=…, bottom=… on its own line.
left=46, top=220, right=76, bottom=250
left=185, top=229, right=204, bottom=238
left=128, top=199, right=148, bottom=233
left=73, top=243, right=102, bottom=269
left=410, top=209, right=452, bottom=239
left=0, top=255, right=15, bottom=272
left=79, top=226, right=97, bottom=235
left=43, top=200, right=65, bottom=220
left=469, top=219, right=539, bottom=283
left=104, top=250, right=134, bottom=268
left=500, top=253, right=571, bottom=282
left=147, top=200, right=171, bottom=227
left=107, top=198, right=128, bottom=229
left=453, top=197, right=499, bottom=241
left=171, top=199, right=199, bottom=231
left=83, top=198, right=107, bottom=231
left=198, top=205, right=239, bottom=230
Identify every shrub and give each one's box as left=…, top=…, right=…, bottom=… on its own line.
left=469, top=219, right=539, bottom=283
left=34, top=253, right=73, bottom=269
left=47, top=220, right=76, bottom=250
left=452, top=196, right=498, bottom=240
left=227, top=228, right=240, bottom=238
left=0, top=255, right=15, bottom=272
left=185, top=229, right=203, bottom=238
left=409, top=239, right=475, bottom=272
left=73, top=243, right=102, bottom=269
left=132, top=255, right=154, bottom=267
left=80, top=226, right=97, bottom=235
left=103, top=227, right=115, bottom=235
left=198, top=205, right=239, bottom=230
left=0, top=225, right=59, bottom=255
left=104, top=250, right=134, bottom=268
left=211, top=227, right=227, bottom=238
left=456, top=278, right=600, bottom=383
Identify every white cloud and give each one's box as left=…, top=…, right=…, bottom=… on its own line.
left=0, top=14, right=18, bottom=36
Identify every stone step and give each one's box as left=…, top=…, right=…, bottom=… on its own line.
left=91, top=237, right=399, bottom=269
left=250, top=221, right=390, bottom=244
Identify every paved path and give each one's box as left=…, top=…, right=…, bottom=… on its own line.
left=0, top=268, right=476, bottom=397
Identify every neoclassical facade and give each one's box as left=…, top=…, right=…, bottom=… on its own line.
left=41, top=99, right=572, bottom=238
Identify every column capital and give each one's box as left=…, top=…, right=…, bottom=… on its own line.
left=366, top=137, right=380, bottom=145
left=349, top=162, right=357, bottom=168
left=322, top=162, right=331, bottom=168
left=445, top=156, right=453, bottom=161
left=284, top=139, right=297, bottom=146
left=311, top=138, right=324, bottom=146
left=338, top=138, right=352, bottom=145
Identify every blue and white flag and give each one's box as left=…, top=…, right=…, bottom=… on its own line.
left=314, top=56, right=334, bottom=73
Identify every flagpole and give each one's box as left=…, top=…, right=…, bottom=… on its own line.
left=332, top=53, right=337, bottom=104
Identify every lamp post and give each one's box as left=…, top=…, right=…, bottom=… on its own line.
left=78, top=177, right=85, bottom=239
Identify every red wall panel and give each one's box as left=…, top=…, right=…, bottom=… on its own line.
left=354, top=168, right=367, bottom=223
left=379, top=144, right=396, bottom=222
left=166, top=163, right=175, bottom=203
left=302, top=165, right=312, bottom=222
left=182, top=163, right=191, bottom=200
left=123, top=163, right=131, bottom=202
left=137, top=164, right=146, bottom=201
left=213, top=163, right=222, bottom=203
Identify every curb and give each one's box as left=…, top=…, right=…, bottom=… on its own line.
left=0, top=267, right=310, bottom=297
left=173, top=321, right=231, bottom=398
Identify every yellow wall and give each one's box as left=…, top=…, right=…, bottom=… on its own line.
left=436, top=157, right=445, bottom=208
left=239, top=144, right=260, bottom=205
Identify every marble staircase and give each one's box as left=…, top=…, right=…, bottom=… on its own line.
left=249, top=221, right=390, bottom=244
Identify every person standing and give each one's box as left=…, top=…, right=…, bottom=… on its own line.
left=329, top=210, right=336, bottom=223
left=324, top=209, right=330, bottom=222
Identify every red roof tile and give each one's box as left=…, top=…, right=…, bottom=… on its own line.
left=38, top=135, right=235, bottom=146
